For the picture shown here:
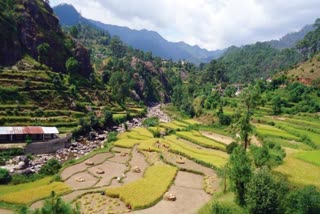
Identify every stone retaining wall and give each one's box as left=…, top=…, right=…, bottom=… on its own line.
left=25, top=135, right=72, bottom=154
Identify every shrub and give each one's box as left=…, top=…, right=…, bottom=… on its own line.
left=66, top=57, right=79, bottom=73
left=226, top=142, right=238, bottom=154
left=0, top=168, right=11, bottom=184
left=39, top=159, right=61, bottom=176
left=107, top=131, right=118, bottom=143
left=103, top=109, right=114, bottom=127
left=210, top=202, right=233, bottom=214
left=282, top=185, right=320, bottom=214
left=246, top=167, right=287, bottom=214
left=142, top=117, right=160, bottom=127
left=25, top=135, right=32, bottom=145
left=11, top=173, right=44, bottom=185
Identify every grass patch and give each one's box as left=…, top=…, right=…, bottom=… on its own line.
left=295, top=150, right=320, bottom=166
left=106, top=165, right=177, bottom=210
left=255, top=124, right=300, bottom=141
left=273, top=156, right=320, bottom=188
left=263, top=137, right=312, bottom=150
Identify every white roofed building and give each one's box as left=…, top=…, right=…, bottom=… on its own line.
left=0, top=126, right=59, bottom=143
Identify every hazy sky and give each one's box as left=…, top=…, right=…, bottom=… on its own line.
left=51, top=0, right=320, bottom=50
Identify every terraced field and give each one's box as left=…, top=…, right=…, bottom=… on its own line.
left=0, top=106, right=319, bottom=213
left=2, top=123, right=229, bottom=214
left=254, top=114, right=320, bottom=188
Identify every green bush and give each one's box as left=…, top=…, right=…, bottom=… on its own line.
left=39, top=159, right=61, bottom=176
left=66, top=57, right=79, bottom=73
left=282, top=185, right=320, bottom=214
left=107, top=131, right=118, bottom=143
left=226, top=142, right=238, bottom=154
left=0, top=168, right=12, bottom=184
left=11, top=173, right=44, bottom=185
left=142, top=117, right=160, bottom=127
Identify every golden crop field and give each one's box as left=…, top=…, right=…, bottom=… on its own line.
left=106, top=165, right=177, bottom=210
left=176, top=131, right=226, bottom=151
left=0, top=177, right=71, bottom=204
left=164, top=135, right=228, bottom=168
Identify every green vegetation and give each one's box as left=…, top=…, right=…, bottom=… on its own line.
left=0, top=169, right=11, bottom=185
left=21, top=191, right=81, bottom=214
left=295, top=150, right=320, bottom=166
left=39, top=159, right=62, bottom=176
left=106, top=165, right=177, bottom=210
left=142, top=117, right=159, bottom=127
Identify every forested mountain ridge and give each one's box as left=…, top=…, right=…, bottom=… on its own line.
left=53, top=3, right=225, bottom=64
left=268, top=24, right=315, bottom=50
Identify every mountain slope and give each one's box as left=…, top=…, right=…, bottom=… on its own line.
left=268, top=25, right=315, bottom=50
left=0, top=0, right=92, bottom=76
left=53, top=4, right=225, bottom=64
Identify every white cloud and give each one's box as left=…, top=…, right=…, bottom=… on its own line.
left=51, top=0, right=320, bottom=50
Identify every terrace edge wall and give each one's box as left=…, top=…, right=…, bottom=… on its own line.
left=25, top=134, right=72, bottom=154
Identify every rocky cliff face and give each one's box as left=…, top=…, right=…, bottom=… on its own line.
left=0, top=0, right=92, bottom=77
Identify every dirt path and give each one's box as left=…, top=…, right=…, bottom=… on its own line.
left=200, top=131, right=233, bottom=145
left=133, top=171, right=211, bottom=214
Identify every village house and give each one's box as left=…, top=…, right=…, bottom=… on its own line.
left=0, top=126, right=59, bottom=143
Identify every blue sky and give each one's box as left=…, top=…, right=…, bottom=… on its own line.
left=51, top=0, right=320, bottom=50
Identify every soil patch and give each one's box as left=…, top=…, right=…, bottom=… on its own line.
left=65, top=171, right=98, bottom=190
left=163, top=152, right=217, bottom=176
left=60, top=153, right=113, bottom=180
left=200, top=131, right=233, bottom=145
left=108, top=150, right=131, bottom=164
left=174, top=171, right=203, bottom=189
left=123, top=148, right=149, bottom=184
left=0, top=208, right=14, bottom=214
left=89, top=161, right=127, bottom=187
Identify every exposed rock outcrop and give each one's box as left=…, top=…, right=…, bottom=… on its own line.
left=0, top=0, right=92, bottom=77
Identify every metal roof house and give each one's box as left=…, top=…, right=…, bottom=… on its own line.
left=0, top=127, right=59, bottom=143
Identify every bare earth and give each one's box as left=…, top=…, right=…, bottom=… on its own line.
left=65, top=171, right=99, bottom=190
left=0, top=208, right=14, bottom=214
left=123, top=148, right=149, bottom=184
left=163, top=152, right=217, bottom=176
left=89, top=161, right=127, bottom=187
left=134, top=171, right=211, bottom=214
left=200, top=131, right=233, bottom=145
left=60, top=152, right=113, bottom=180
left=108, top=152, right=131, bottom=164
